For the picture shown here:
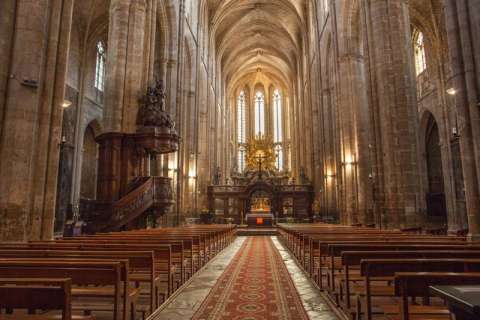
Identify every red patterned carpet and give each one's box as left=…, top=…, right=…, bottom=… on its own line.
left=193, top=237, right=309, bottom=320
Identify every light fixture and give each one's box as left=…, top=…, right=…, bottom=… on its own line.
left=61, top=99, right=72, bottom=108
left=342, top=155, right=357, bottom=166
left=446, top=88, right=457, bottom=96
left=188, top=168, right=197, bottom=179
left=325, top=171, right=336, bottom=180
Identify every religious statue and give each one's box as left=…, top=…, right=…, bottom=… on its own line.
left=299, top=167, right=310, bottom=184
left=212, top=166, right=222, bottom=185
left=254, top=152, right=268, bottom=179
left=136, top=80, right=176, bottom=130
left=230, top=163, right=238, bottom=176
left=251, top=197, right=270, bottom=212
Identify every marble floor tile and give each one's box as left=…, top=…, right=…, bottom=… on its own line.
left=271, top=236, right=339, bottom=320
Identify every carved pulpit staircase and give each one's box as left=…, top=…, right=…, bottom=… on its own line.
left=80, top=82, right=179, bottom=233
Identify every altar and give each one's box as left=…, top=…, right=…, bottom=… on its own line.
left=207, top=135, right=314, bottom=225
left=245, top=197, right=274, bottom=227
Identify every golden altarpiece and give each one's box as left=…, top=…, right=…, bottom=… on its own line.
left=207, top=136, right=314, bottom=226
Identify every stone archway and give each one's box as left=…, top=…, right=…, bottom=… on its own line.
left=80, top=123, right=99, bottom=200
left=424, top=112, right=447, bottom=228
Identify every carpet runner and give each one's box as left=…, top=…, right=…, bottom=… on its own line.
left=193, top=236, right=309, bottom=320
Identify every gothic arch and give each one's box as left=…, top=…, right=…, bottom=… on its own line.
left=79, top=120, right=101, bottom=200
left=419, top=111, right=448, bottom=228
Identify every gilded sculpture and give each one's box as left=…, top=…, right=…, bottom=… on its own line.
left=245, top=134, right=276, bottom=171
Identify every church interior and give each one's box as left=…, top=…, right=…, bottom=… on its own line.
left=1, top=0, right=480, bottom=319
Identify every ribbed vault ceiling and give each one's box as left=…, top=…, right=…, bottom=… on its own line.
left=208, top=0, right=306, bottom=90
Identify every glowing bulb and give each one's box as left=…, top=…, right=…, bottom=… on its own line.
left=446, top=88, right=457, bottom=96
left=61, top=100, right=72, bottom=108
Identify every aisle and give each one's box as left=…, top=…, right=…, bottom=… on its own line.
left=150, top=236, right=337, bottom=320
left=192, top=236, right=309, bottom=320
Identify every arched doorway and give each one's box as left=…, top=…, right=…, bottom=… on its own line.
left=80, top=124, right=98, bottom=200
left=424, top=113, right=447, bottom=225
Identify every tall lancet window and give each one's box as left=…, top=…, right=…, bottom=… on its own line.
left=414, top=30, right=427, bottom=76
left=237, top=91, right=246, bottom=172
left=273, top=90, right=283, bottom=143
left=94, top=41, right=106, bottom=92
left=255, top=91, right=265, bottom=136
left=273, top=89, right=283, bottom=171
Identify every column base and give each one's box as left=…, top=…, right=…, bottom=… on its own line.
left=0, top=206, right=29, bottom=242
left=467, top=233, right=480, bottom=242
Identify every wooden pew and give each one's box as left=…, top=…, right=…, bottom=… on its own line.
left=325, top=243, right=480, bottom=292
left=0, top=250, right=155, bottom=316
left=64, top=236, right=192, bottom=283
left=25, top=243, right=173, bottom=300
left=340, top=250, right=480, bottom=314
left=276, top=223, right=480, bottom=320
left=0, top=260, right=130, bottom=320
left=359, top=259, right=480, bottom=320
left=0, top=224, right=236, bottom=319
left=0, top=278, right=95, bottom=320
left=44, top=239, right=184, bottom=291
left=392, top=272, right=480, bottom=320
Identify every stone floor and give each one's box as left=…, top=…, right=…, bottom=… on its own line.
left=271, top=237, right=339, bottom=320
left=148, top=236, right=339, bottom=320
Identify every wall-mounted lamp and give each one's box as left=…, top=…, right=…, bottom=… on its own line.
left=446, top=88, right=457, bottom=96
left=452, top=127, right=458, bottom=136
left=324, top=172, right=336, bottom=180
left=61, top=99, right=72, bottom=108
left=342, top=155, right=357, bottom=167
left=188, top=168, right=197, bottom=180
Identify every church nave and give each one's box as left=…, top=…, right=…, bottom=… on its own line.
left=1, top=0, right=480, bottom=319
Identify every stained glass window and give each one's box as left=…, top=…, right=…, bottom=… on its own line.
left=255, top=91, right=265, bottom=136
left=414, top=31, right=427, bottom=76
left=95, top=42, right=106, bottom=92
left=273, top=89, right=282, bottom=143
left=237, top=91, right=246, bottom=144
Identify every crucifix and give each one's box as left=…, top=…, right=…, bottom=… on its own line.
left=254, top=152, right=268, bottom=179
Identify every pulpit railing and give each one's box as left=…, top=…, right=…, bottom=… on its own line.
left=80, top=176, right=173, bottom=233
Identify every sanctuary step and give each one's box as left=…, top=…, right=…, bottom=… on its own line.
left=236, top=227, right=277, bottom=236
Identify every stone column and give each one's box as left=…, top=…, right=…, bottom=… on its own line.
left=364, top=0, right=423, bottom=229
left=0, top=0, right=16, bottom=136
left=0, top=0, right=74, bottom=241
left=443, top=0, right=480, bottom=239
left=142, top=0, right=157, bottom=86
left=335, top=55, right=361, bottom=225
left=104, top=0, right=148, bottom=133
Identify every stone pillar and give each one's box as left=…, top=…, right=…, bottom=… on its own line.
left=443, top=0, right=480, bottom=239
left=364, top=0, right=423, bottom=228
left=104, top=0, right=148, bottom=133
left=142, top=0, right=157, bottom=87
left=336, top=56, right=360, bottom=225
left=0, top=0, right=74, bottom=241
left=0, top=0, right=16, bottom=136
left=335, top=52, right=374, bottom=226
